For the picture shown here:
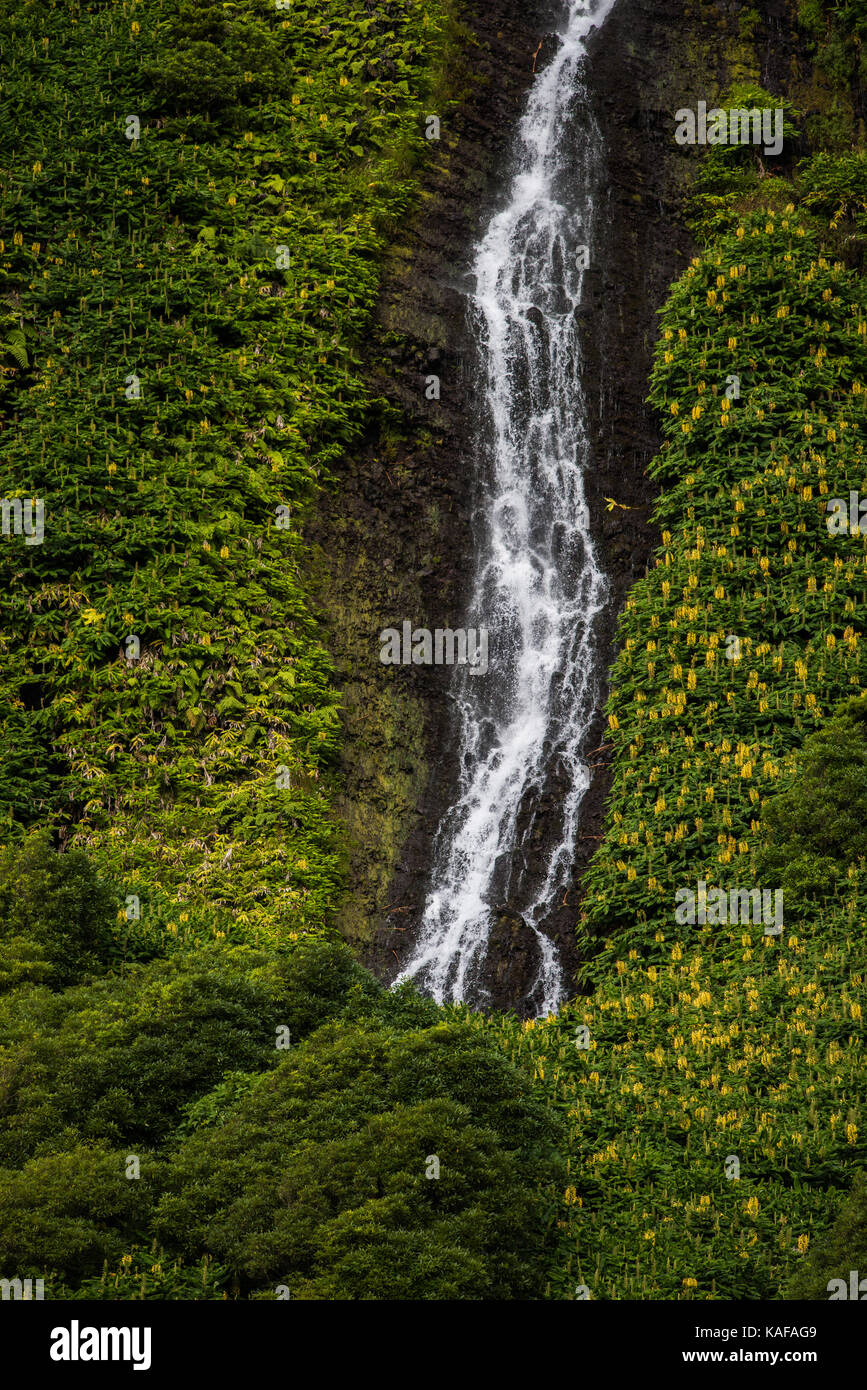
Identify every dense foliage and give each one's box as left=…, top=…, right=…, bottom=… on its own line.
left=0, top=930, right=383, bottom=1166
left=0, top=0, right=455, bottom=937
left=489, top=95, right=867, bottom=1297
left=152, top=1019, right=565, bottom=1299
left=784, top=1170, right=867, bottom=1297
left=0, top=901, right=565, bottom=1299
left=0, top=829, right=116, bottom=985
left=492, top=702, right=866, bottom=1298
left=0, top=0, right=569, bottom=1305
left=3, top=0, right=867, bottom=1306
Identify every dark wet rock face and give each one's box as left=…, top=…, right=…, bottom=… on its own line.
left=309, top=0, right=562, bottom=990
left=534, top=31, right=563, bottom=72
left=309, top=0, right=820, bottom=1018
left=483, top=907, right=545, bottom=1013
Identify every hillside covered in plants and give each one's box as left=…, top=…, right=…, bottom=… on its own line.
left=0, top=0, right=464, bottom=939
left=1, top=0, right=867, bottom=1310
left=490, top=55, right=867, bottom=1297
left=0, top=0, right=567, bottom=1302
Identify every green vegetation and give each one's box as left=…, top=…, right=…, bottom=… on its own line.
left=0, top=1145, right=158, bottom=1285
left=755, top=693, right=867, bottom=917
left=784, top=1170, right=867, bottom=1297
left=0, top=0, right=459, bottom=938
left=0, top=829, right=116, bottom=985
left=50, top=1250, right=231, bottom=1302
left=152, top=1019, right=564, bottom=1299
left=0, top=902, right=565, bottom=1299
left=0, top=938, right=346, bottom=1166
left=0, top=0, right=569, bottom=1305
left=798, top=0, right=867, bottom=90
left=2, top=0, right=867, bottom=1306
left=494, top=702, right=866, bottom=1298
left=488, top=63, right=867, bottom=1298
left=582, top=205, right=867, bottom=950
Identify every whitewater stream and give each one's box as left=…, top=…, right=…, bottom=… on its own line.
left=396, top=0, right=617, bottom=1014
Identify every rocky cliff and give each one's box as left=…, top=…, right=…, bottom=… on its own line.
left=308, top=0, right=849, bottom=1013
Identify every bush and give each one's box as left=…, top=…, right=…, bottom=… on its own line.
left=50, top=1249, right=231, bottom=1301
left=0, top=1146, right=157, bottom=1284
left=756, top=696, right=867, bottom=916
left=0, top=831, right=116, bottom=984
left=0, top=945, right=299, bottom=1163
left=0, top=936, right=449, bottom=1166
left=784, top=1171, right=867, bottom=1299
left=153, top=1020, right=566, bottom=1299
left=0, top=935, right=52, bottom=995
left=145, top=5, right=292, bottom=119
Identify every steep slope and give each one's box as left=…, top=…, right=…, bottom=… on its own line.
left=0, top=0, right=456, bottom=941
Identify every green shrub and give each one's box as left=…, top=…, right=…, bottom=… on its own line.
left=0, top=830, right=116, bottom=984
left=756, top=696, right=867, bottom=915
left=154, top=1020, right=566, bottom=1299
left=51, top=1248, right=231, bottom=1301
left=785, top=1172, right=867, bottom=1298
left=0, top=1146, right=157, bottom=1284
left=0, top=935, right=52, bottom=995
left=0, top=945, right=296, bottom=1163
left=0, top=935, right=447, bottom=1166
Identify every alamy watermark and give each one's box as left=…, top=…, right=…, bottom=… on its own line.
left=380, top=622, right=488, bottom=674
left=50, top=1322, right=152, bottom=1370
left=1, top=1276, right=44, bottom=1299
left=827, top=1271, right=867, bottom=1299
left=675, top=881, right=783, bottom=935
left=675, top=102, right=783, bottom=157
left=826, top=492, right=867, bottom=535
left=1, top=497, right=44, bottom=545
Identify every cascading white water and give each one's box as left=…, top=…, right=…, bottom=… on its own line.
left=397, top=0, right=618, bottom=1014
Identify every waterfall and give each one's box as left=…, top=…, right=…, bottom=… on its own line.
left=397, top=0, right=618, bottom=1014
